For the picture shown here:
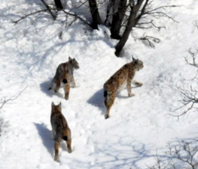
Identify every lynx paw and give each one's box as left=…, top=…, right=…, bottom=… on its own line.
left=65, top=94, right=69, bottom=100
left=68, top=148, right=72, bottom=153
left=128, top=93, right=135, bottom=97
left=54, top=156, right=59, bottom=162
left=105, top=115, right=109, bottom=119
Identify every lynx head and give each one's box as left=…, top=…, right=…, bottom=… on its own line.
left=132, top=57, right=143, bottom=71
left=51, top=102, right=61, bottom=113
left=69, top=57, right=79, bottom=69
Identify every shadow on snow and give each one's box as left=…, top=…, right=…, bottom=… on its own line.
left=34, top=123, right=54, bottom=157
left=40, top=79, right=65, bottom=99
left=87, top=88, right=106, bottom=116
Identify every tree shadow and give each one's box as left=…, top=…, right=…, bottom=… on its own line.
left=63, top=137, right=198, bottom=169
left=87, top=89, right=105, bottom=115
left=64, top=139, right=160, bottom=169
left=34, top=123, right=54, bottom=157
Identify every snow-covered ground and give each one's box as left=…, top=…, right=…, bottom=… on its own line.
left=0, top=0, right=198, bottom=168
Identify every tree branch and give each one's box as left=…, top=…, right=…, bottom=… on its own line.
left=12, top=9, right=48, bottom=24
left=135, top=0, right=150, bottom=25
left=62, top=9, right=92, bottom=28
left=40, top=0, right=56, bottom=20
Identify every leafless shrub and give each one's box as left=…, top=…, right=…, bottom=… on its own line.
left=171, top=48, right=198, bottom=118
left=171, top=86, right=198, bottom=119
left=147, top=140, right=198, bottom=169
left=185, top=48, right=198, bottom=67
left=194, top=20, right=198, bottom=30
left=167, top=140, right=198, bottom=169
left=13, top=0, right=92, bottom=28
left=147, top=151, right=172, bottom=169
left=0, top=87, right=27, bottom=136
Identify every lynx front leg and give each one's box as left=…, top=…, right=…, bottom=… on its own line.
left=54, top=141, right=60, bottom=161
left=71, top=76, right=76, bottom=88
left=127, top=79, right=135, bottom=97
left=104, top=93, right=116, bottom=119
left=64, top=83, right=70, bottom=100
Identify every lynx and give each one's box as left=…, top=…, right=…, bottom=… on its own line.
left=51, top=102, right=72, bottom=161
left=103, top=57, right=144, bottom=119
left=49, top=57, right=79, bottom=100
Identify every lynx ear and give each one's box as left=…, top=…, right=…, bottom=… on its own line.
left=58, top=102, right=61, bottom=107
left=132, top=56, right=137, bottom=62
left=69, top=56, right=72, bottom=61
left=51, top=102, right=55, bottom=106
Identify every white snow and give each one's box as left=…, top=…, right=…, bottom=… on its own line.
left=0, top=0, right=198, bottom=168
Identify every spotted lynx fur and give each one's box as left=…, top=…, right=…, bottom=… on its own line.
left=51, top=102, right=72, bottom=161
left=49, top=57, right=79, bottom=100
left=103, top=57, right=144, bottom=119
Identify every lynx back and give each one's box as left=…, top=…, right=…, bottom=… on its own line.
left=103, top=57, right=143, bottom=119
left=51, top=102, right=72, bottom=161
left=49, top=57, right=79, bottom=100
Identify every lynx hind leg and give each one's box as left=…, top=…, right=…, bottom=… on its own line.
left=63, top=82, right=70, bottom=100
left=63, top=129, right=72, bottom=153
left=66, top=138, right=72, bottom=153
left=54, top=80, right=61, bottom=93
left=104, top=91, right=116, bottom=119
left=54, top=141, right=60, bottom=161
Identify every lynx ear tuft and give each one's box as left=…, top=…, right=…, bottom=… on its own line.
left=51, top=102, right=55, bottom=106
left=132, top=56, right=138, bottom=62
left=69, top=56, right=72, bottom=61
left=59, top=102, right=61, bottom=107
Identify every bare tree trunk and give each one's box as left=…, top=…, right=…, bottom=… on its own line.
left=115, top=0, right=145, bottom=56
left=110, top=0, right=127, bottom=39
left=54, top=0, right=63, bottom=10
left=88, top=0, right=102, bottom=29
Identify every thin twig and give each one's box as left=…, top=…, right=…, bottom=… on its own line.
left=0, top=87, right=27, bottom=110
left=170, top=86, right=198, bottom=119
left=13, top=9, right=48, bottom=24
